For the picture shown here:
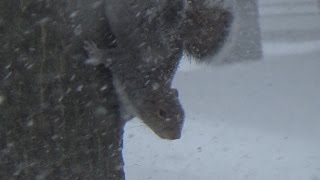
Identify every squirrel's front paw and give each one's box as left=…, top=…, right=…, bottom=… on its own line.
left=84, top=41, right=103, bottom=66
left=84, top=41, right=116, bottom=67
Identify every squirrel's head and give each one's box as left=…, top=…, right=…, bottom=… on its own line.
left=134, top=87, right=185, bottom=140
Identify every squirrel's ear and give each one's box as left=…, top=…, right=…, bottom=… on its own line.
left=181, top=6, right=233, bottom=63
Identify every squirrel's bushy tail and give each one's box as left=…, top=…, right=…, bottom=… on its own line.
left=182, top=0, right=234, bottom=63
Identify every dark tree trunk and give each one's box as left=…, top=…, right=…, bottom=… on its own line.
left=0, top=0, right=125, bottom=179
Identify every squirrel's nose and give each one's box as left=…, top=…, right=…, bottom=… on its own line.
left=158, top=126, right=182, bottom=140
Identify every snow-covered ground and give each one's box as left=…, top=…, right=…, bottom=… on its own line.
left=124, top=1, right=320, bottom=179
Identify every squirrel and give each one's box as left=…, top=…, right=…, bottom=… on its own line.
left=85, top=0, right=233, bottom=139
left=85, top=42, right=184, bottom=140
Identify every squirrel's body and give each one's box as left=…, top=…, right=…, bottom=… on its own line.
left=87, top=0, right=186, bottom=139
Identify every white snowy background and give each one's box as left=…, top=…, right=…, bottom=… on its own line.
left=124, top=0, right=320, bottom=179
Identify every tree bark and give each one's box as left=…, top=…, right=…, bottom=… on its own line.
left=0, top=1, right=125, bottom=179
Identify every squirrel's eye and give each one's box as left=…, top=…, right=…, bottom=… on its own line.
left=158, top=109, right=168, bottom=119
left=171, top=89, right=179, bottom=97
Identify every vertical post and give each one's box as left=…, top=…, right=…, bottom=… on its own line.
left=0, top=1, right=125, bottom=179
left=224, top=0, right=263, bottom=63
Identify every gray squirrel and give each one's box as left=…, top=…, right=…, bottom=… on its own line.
left=85, top=0, right=233, bottom=139
left=85, top=42, right=184, bottom=140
